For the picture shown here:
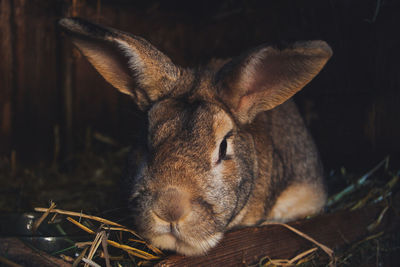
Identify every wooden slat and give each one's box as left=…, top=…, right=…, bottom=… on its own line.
left=0, top=0, right=14, bottom=155
left=0, top=238, right=71, bottom=267
left=157, top=200, right=399, bottom=266
left=9, top=0, right=61, bottom=162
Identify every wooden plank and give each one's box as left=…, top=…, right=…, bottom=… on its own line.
left=0, top=0, right=14, bottom=155
left=11, top=0, right=61, bottom=162
left=157, top=200, right=399, bottom=266
left=0, top=238, right=71, bottom=267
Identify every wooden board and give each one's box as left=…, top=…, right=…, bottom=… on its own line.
left=0, top=238, right=71, bottom=267
left=1, top=0, right=400, bottom=165
left=157, top=200, right=399, bottom=266
left=0, top=0, right=14, bottom=155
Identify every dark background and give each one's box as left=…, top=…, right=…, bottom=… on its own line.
left=1, top=0, right=399, bottom=171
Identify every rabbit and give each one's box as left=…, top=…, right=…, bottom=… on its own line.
left=59, top=17, right=332, bottom=256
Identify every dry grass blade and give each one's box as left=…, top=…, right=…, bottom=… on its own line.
left=128, top=238, right=146, bottom=244
left=288, top=247, right=318, bottom=264
left=75, top=242, right=93, bottom=248
left=50, top=212, right=58, bottom=223
left=102, top=226, right=142, bottom=239
left=107, top=240, right=160, bottom=260
left=101, top=233, right=111, bottom=267
left=350, top=231, right=384, bottom=251
left=81, top=257, right=101, bottom=267
left=327, top=157, right=389, bottom=207
left=386, top=174, right=399, bottom=189
left=39, top=206, right=164, bottom=262
left=35, top=207, right=134, bottom=230
left=66, top=218, right=160, bottom=261
left=262, top=222, right=334, bottom=260
left=351, top=172, right=398, bottom=211
left=73, top=246, right=89, bottom=267
left=296, top=252, right=317, bottom=265
left=36, top=206, right=144, bottom=239
left=350, top=189, right=379, bottom=210
left=128, top=238, right=164, bottom=255
left=67, top=217, right=95, bottom=234
left=263, top=258, right=289, bottom=266
left=59, top=254, right=74, bottom=262
left=84, top=231, right=105, bottom=267
left=367, top=206, right=389, bottom=232
left=33, top=201, right=56, bottom=232
left=93, top=131, right=119, bottom=146
left=146, top=244, right=164, bottom=255
left=259, top=247, right=317, bottom=266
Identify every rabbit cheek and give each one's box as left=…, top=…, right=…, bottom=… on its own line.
left=223, top=134, right=258, bottom=226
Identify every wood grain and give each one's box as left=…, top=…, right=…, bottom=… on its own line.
left=0, top=0, right=14, bottom=155
left=157, top=201, right=399, bottom=266
left=0, top=238, right=71, bottom=267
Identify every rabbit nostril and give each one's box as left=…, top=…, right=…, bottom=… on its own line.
left=153, top=188, right=190, bottom=223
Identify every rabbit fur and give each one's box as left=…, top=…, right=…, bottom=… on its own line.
left=59, top=17, right=332, bottom=256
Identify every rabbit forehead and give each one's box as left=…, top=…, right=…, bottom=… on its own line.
left=213, top=109, right=234, bottom=140
left=145, top=99, right=236, bottom=184
left=148, top=98, right=231, bottom=145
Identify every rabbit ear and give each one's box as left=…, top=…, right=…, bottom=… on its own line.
left=216, top=41, right=332, bottom=124
left=59, top=17, right=180, bottom=110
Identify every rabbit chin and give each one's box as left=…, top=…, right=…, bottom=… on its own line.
left=150, top=232, right=223, bottom=256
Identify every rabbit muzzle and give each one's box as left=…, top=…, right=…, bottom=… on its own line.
left=143, top=191, right=223, bottom=256
left=137, top=187, right=226, bottom=256
left=152, top=187, right=190, bottom=223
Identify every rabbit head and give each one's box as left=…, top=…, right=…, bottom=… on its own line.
left=59, top=18, right=332, bottom=256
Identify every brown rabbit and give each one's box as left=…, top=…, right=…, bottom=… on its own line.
left=59, top=17, right=332, bottom=256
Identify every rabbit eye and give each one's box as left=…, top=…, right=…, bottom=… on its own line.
left=218, top=138, right=227, bottom=162
left=217, top=131, right=232, bottom=163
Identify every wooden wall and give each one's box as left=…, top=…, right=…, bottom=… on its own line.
left=0, top=0, right=399, bottom=168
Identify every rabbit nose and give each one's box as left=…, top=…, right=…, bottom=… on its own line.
left=153, top=188, right=190, bottom=223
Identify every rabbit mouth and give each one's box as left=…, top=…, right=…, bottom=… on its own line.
left=145, top=213, right=223, bottom=255
left=139, top=201, right=225, bottom=255
left=150, top=231, right=223, bottom=256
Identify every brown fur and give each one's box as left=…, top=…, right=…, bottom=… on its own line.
left=59, top=17, right=332, bottom=256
